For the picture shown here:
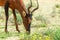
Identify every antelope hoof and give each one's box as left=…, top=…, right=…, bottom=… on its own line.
left=5, top=30, right=9, bottom=33
left=18, top=30, right=20, bottom=33
left=26, top=31, right=30, bottom=34
left=16, top=29, right=20, bottom=33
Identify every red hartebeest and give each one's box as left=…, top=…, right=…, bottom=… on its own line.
left=0, top=0, right=39, bottom=33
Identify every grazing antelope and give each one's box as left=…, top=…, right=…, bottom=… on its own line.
left=0, top=0, right=39, bottom=33
left=0, top=0, right=20, bottom=32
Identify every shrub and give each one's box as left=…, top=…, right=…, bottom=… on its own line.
left=51, top=4, right=60, bottom=17
left=16, top=13, right=22, bottom=25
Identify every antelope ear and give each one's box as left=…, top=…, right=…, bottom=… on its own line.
left=22, top=11, right=26, bottom=17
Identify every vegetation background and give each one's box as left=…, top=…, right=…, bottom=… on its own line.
left=0, top=0, right=60, bottom=40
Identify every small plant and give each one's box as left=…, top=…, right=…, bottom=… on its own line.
left=34, top=15, right=47, bottom=27
left=55, top=4, right=60, bottom=8
left=39, top=22, right=47, bottom=27
left=44, top=28, right=53, bottom=35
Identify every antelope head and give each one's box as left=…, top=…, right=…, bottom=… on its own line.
left=23, top=0, right=39, bottom=33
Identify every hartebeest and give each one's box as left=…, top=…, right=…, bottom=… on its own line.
left=0, top=0, right=39, bottom=33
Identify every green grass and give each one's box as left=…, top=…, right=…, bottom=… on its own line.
left=0, top=32, right=19, bottom=39
left=0, top=26, right=60, bottom=40
left=52, top=28, right=60, bottom=40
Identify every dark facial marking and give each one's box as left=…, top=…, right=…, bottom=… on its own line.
left=25, top=14, right=32, bottom=20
